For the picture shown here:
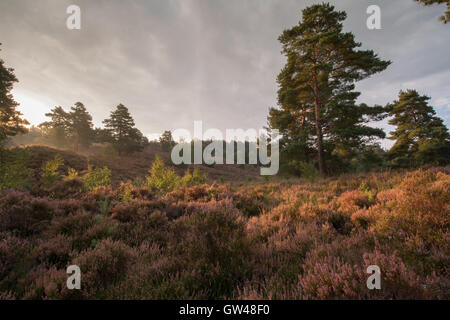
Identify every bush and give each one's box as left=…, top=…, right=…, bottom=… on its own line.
left=41, top=154, right=64, bottom=189
left=99, top=143, right=119, bottom=158
left=72, top=239, right=136, bottom=298
left=181, top=168, right=207, bottom=187
left=299, top=161, right=320, bottom=183
left=0, top=148, right=33, bottom=190
left=145, top=156, right=181, bottom=194
left=82, top=166, right=112, bottom=191
left=0, top=190, right=55, bottom=237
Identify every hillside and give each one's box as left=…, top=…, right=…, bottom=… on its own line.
left=12, top=144, right=263, bottom=186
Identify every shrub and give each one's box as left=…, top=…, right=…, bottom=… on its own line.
left=299, top=161, right=320, bottom=183
left=145, top=156, right=181, bottom=193
left=0, top=148, right=33, bottom=190
left=169, top=199, right=252, bottom=298
left=67, top=167, right=79, bottom=178
left=0, top=190, right=55, bottom=236
left=181, top=168, right=207, bottom=187
left=47, top=177, right=84, bottom=199
left=41, top=154, right=64, bottom=189
left=99, top=143, right=119, bottom=158
left=82, top=166, right=112, bottom=191
left=72, top=239, right=136, bottom=298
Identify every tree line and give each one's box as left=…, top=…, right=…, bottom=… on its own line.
left=38, top=102, right=149, bottom=155
left=1, top=2, right=449, bottom=177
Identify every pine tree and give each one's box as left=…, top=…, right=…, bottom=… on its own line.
left=103, top=104, right=146, bottom=155
left=268, top=4, right=390, bottom=176
left=69, top=102, right=94, bottom=151
left=39, top=106, right=70, bottom=148
left=388, top=89, right=450, bottom=167
left=159, top=130, right=175, bottom=152
left=0, top=44, right=28, bottom=145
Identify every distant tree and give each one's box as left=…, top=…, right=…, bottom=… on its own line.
left=39, top=102, right=94, bottom=151
left=159, top=130, right=175, bottom=152
left=102, top=104, right=146, bottom=155
left=93, top=127, right=112, bottom=143
left=39, top=106, right=70, bottom=148
left=415, top=0, right=450, bottom=23
left=0, top=44, right=28, bottom=146
left=268, top=4, right=390, bottom=177
left=68, top=102, right=94, bottom=151
left=387, top=89, right=450, bottom=167
left=7, top=125, right=43, bottom=146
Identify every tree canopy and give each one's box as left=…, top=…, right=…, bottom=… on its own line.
left=103, top=104, right=148, bottom=155
left=0, top=44, right=28, bottom=145
left=268, top=3, right=391, bottom=176
left=388, top=89, right=450, bottom=167
left=39, top=102, right=94, bottom=150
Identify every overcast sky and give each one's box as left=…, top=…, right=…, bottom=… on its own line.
left=0, top=0, right=449, bottom=146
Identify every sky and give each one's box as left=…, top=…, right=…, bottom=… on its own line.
left=0, top=0, right=449, bottom=147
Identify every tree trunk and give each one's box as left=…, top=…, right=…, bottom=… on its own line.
left=313, top=82, right=326, bottom=177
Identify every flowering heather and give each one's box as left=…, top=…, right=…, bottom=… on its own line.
left=0, top=165, right=448, bottom=299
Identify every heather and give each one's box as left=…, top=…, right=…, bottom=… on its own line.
left=0, top=155, right=448, bottom=299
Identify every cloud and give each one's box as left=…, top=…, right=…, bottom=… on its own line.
left=0, top=0, right=449, bottom=144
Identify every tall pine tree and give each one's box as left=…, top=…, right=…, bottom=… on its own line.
left=387, top=89, right=450, bottom=167
left=103, top=104, right=146, bottom=155
left=0, top=44, right=28, bottom=145
left=268, top=3, right=390, bottom=176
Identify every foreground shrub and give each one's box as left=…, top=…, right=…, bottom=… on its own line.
left=71, top=239, right=136, bottom=298
left=0, top=190, right=55, bottom=237
left=170, top=199, right=252, bottom=298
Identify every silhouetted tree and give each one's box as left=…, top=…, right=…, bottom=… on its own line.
left=159, top=130, right=175, bottom=152
left=0, top=44, right=28, bottom=146
left=69, top=102, right=94, bottom=151
left=39, top=102, right=94, bottom=151
left=387, top=89, right=450, bottom=167
left=268, top=4, right=390, bottom=176
left=103, top=104, right=146, bottom=155
left=39, top=106, right=70, bottom=148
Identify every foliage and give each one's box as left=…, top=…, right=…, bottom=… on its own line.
left=145, top=156, right=181, bottom=193
left=415, top=0, right=450, bottom=23
left=67, top=167, right=79, bottom=178
left=299, top=161, right=320, bottom=183
left=82, top=166, right=112, bottom=191
left=181, top=168, right=207, bottom=187
left=268, top=3, right=390, bottom=176
left=0, top=44, right=29, bottom=144
left=39, top=102, right=94, bottom=151
left=102, top=104, right=148, bottom=155
left=387, top=89, right=450, bottom=167
left=41, top=154, right=64, bottom=189
left=98, top=143, right=119, bottom=158
left=0, top=148, right=32, bottom=190
left=159, top=130, right=175, bottom=152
